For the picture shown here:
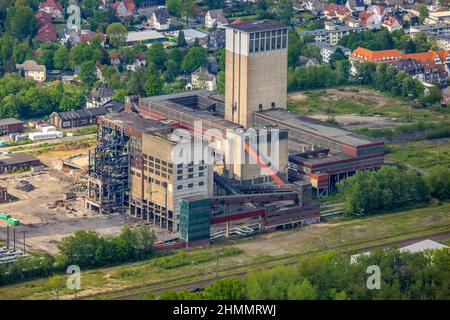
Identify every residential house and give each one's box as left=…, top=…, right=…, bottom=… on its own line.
left=346, top=0, right=365, bottom=12
left=0, top=118, right=24, bottom=136
left=126, top=54, right=147, bottom=71
left=36, top=24, right=57, bottom=43
left=313, top=43, right=351, bottom=63
left=298, top=56, right=319, bottom=66
left=208, top=28, right=226, bottom=49
left=441, top=85, right=450, bottom=105
left=359, top=7, right=385, bottom=29
left=96, top=62, right=105, bottom=83
left=420, top=59, right=448, bottom=86
left=110, top=53, right=122, bottom=68
left=80, top=30, right=106, bottom=45
left=15, top=60, right=46, bottom=82
left=35, top=11, right=57, bottom=42
left=114, top=0, right=136, bottom=17
left=427, top=11, right=450, bottom=24
left=39, top=0, right=63, bottom=19
left=382, top=16, right=402, bottom=32
left=148, top=8, right=171, bottom=30
left=388, top=58, right=424, bottom=80
left=50, top=106, right=117, bottom=129
left=350, top=47, right=450, bottom=85
left=304, top=0, right=324, bottom=13
left=432, top=34, right=450, bottom=50
left=385, top=0, right=406, bottom=10
left=86, top=87, right=116, bottom=108
left=299, top=25, right=367, bottom=45
left=324, top=3, right=352, bottom=21
left=138, top=0, right=165, bottom=8
left=186, top=67, right=217, bottom=91
left=204, top=9, right=228, bottom=29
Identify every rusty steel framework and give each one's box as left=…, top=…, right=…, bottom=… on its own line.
left=87, top=125, right=130, bottom=216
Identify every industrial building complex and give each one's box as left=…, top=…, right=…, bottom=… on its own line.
left=85, top=21, right=384, bottom=247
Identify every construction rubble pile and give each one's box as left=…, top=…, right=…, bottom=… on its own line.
left=15, top=180, right=35, bottom=192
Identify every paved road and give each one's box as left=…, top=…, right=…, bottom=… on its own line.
left=83, top=229, right=450, bottom=300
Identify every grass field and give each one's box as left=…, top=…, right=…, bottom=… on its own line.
left=288, top=87, right=449, bottom=123
left=386, top=139, right=450, bottom=172
left=1, top=201, right=449, bottom=300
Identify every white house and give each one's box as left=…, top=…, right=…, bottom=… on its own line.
left=204, top=9, right=228, bottom=29
left=148, top=8, right=171, bottom=30
left=186, top=67, right=216, bottom=92
left=15, top=60, right=46, bottom=83
left=86, top=87, right=116, bottom=108
left=126, top=54, right=147, bottom=71
left=382, top=16, right=402, bottom=32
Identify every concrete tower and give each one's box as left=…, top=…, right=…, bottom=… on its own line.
left=224, top=20, right=289, bottom=128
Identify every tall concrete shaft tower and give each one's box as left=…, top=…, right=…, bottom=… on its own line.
left=224, top=20, right=289, bottom=128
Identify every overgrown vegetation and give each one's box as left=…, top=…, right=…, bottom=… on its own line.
left=152, top=247, right=242, bottom=269
left=0, top=226, right=156, bottom=286
left=337, top=166, right=450, bottom=215
left=158, top=249, right=450, bottom=300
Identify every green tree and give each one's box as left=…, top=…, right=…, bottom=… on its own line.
left=427, top=166, right=450, bottom=201
left=167, top=0, right=182, bottom=17
left=413, top=32, right=431, bottom=52
left=203, top=278, right=246, bottom=300
left=5, top=5, right=36, bottom=40
left=107, top=22, right=127, bottom=48
left=53, top=46, right=70, bottom=70
left=144, top=68, right=163, bottom=96
left=147, top=42, right=167, bottom=70
left=418, top=4, right=428, bottom=24
left=177, top=30, right=187, bottom=47
left=182, top=46, right=207, bottom=73
left=181, top=0, right=196, bottom=24
left=79, top=60, right=98, bottom=88
left=164, top=59, right=180, bottom=82
left=287, top=279, right=318, bottom=300
left=277, top=0, right=294, bottom=25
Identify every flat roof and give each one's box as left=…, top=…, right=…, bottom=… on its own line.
left=0, top=152, right=39, bottom=166
left=429, top=11, right=450, bottom=17
left=225, top=20, right=288, bottom=32
left=173, top=29, right=208, bottom=39
left=0, top=118, right=23, bottom=126
left=140, top=91, right=242, bottom=131
left=100, top=112, right=172, bottom=134
left=126, top=30, right=165, bottom=42
left=256, top=109, right=379, bottom=148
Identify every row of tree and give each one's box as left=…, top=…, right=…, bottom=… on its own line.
left=159, top=248, right=450, bottom=300
left=337, top=166, right=450, bottom=215
left=0, top=226, right=156, bottom=285
left=338, top=29, right=435, bottom=53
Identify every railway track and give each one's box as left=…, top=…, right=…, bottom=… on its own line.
left=82, top=228, right=450, bottom=300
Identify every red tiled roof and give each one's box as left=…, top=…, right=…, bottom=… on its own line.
left=36, top=23, right=57, bottom=42
left=351, top=47, right=450, bottom=64
left=231, top=18, right=245, bottom=25
left=383, top=16, right=399, bottom=27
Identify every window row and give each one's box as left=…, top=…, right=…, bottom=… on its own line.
left=176, top=181, right=205, bottom=190
left=249, top=34, right=287, bottom=53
